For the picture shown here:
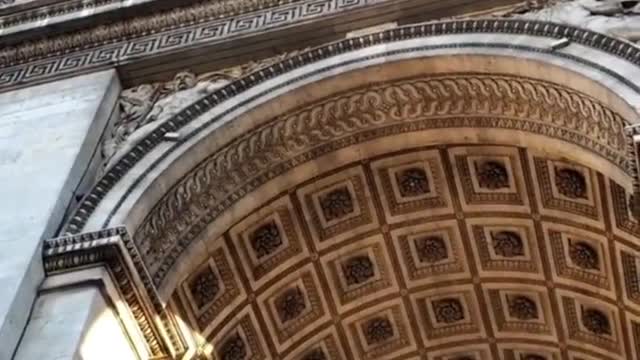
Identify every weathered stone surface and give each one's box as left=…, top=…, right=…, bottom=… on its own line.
left=522, top=0, right=640, bottom=43
left=0, top=70, right=120, bottom=359
left=13, top=285, right=136, bottom=360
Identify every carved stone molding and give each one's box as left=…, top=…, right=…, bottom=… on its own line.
left=123, top=73, right=629, bottom=286
left=42, top=227, right=187, bottom=358
left=4, top=13, right=640, bottom=92
left=103, top=48, right=308, bottom=170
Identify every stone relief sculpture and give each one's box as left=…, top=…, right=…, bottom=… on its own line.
left=100, top=48, right=308, bottom=174
left=522, top=0, right=640, bottom=44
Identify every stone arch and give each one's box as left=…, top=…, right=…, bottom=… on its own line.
left=57, top=19, right=640, bottom=358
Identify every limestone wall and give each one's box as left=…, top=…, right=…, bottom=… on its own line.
left=0, top=70, right=120, bottom=359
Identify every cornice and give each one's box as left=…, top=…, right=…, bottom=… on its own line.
left=63, top=19, right=640, bottom=239
left=0, top=0, right=524, bottom=91
left=0, top=0, right=297, bottom=38
left=43, top=227, right=187, bottom=358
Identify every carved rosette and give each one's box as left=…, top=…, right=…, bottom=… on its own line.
left=569, top=241, right=599, bottom=270
left=433, top=298, right=465, bottom=324
left=250, top=222, right=282, bottom=259
left=475, top=161, right=509, bottom=189
left=342, top=256, right=375, bottom=286
left=220, top=333, right=247, bottom=360
left=582, top=308, right=611, bottom=335
left=319, top=187, right=354, bottom=222
left=396, top=167, right=430, bottom=197
left=522, top=355, right=546, bottom=360
left=555, top=168, right=588, bottom=199
left=414, top=236, right=448, bottom=263
left=491, top=231, right=525, bottom=258
left=189, top=267, right=220, bottom=309
left=363, top=317, right=394, bottom=345
left=275, top=287, right=306, bottom=323
left=302, top=348, right=327, bottom=360
left=507, top=295, right=538, bottom=321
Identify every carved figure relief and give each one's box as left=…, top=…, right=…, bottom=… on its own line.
left=363, top=317, right=394, bottom=344
left=491, top=231, right=525, bottom=258
left=523, top=0, right=640, bottom=44
left=102, top=49, right=308, bottom=173
left=433, top=298, right=465, bottom=324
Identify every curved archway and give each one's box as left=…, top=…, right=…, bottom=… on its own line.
left=59, top=19, right=640, bottom=359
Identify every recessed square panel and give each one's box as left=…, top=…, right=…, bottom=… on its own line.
left=626, top=313, right=640, bottom=360
left=427, top=344, right=492, bottom=360
left=229, top=196, right=309, bottom=289
left=531, top=156, right=602, bottom=228
left=543, top=223, right=614, bottom=299
left=342, top=299, right=416, bottom=359
left=258, top=264, right=330, bottom=352
left=411, top=284, right=485, bottom=346
left=371, top=150, right=453, bottom=223
left=482, top=283, right=555, bottom=341
left=210, top=308, right=268, bottom=360
left=320, top=234, right=399, bottom=312
left=497, top=344, right=560, bottom=360
left=556, top=290, right=623, bottom=359
left=284, top=328, right=346, bottom=360
left=467, top=218, right=543, bottom=280
left=449, top=146, right=529, bottom=213
left=615, top=242, right=640, bottom=312
left=297, top=166, right=379, bottom=250
left=609, top=179, right=640, bottom=242
left=179, top=240, right=246, bottom=335
left=390, top=220, right=470, bottom=287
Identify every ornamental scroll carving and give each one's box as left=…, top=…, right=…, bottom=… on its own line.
left=101, top=48, right=308, bottom=172
left=135, top=74, right=629, bottom=286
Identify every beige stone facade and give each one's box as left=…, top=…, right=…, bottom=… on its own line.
left=7, top=0, right=640, bottom=359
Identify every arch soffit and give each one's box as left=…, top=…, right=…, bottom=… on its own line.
left=68, top=21, right=640, bottom=298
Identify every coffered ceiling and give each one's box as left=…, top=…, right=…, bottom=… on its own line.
left=168, top=143, right=640, bottom=360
